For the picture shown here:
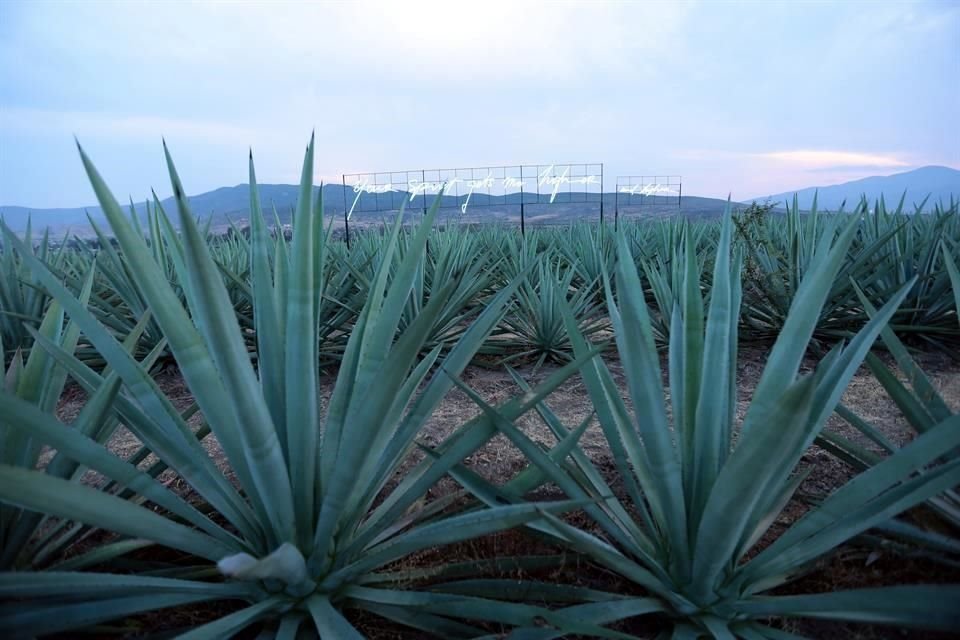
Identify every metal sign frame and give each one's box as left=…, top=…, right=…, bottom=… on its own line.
left=341, top=163, right=604, bottom=244
left=614, top=175, right=682, bottom=224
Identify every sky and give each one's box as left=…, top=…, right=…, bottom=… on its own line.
left=0, top=0, right=958, bottom=209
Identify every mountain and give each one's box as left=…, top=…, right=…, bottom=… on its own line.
left=6, top=166, right=958, bottom=238
left=0, top=183, right=321, bottom=237
left=0, top=184, right=740, bottom=237
left=754, top=166, right=960, bottom=211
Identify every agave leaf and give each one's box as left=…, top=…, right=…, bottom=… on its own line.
left=689, top=204, right=738, bottom=526
left=853, top=280, right=953, bottom=424
left=172, top=596, right=288, bottom=640
left=450, top=373, right=665, bottom=573
left=358, top=602, right=484, bottom=637
left=672, top=226, right=705, bottom=507
left=560, top=300, right=660, bottom=543
left=312, top=198, right=449, bottom=570
left=746, top=279, right=915, bottom=507
left=742, top=218, right=859, bottom=438
left=0, top=465, right=234, bottom=562
left=343, top=586, right=635, bottom=639
left=0, top=593, right=241, bottom=638
left=162, top=141, right=296, bottom=547
left=0, top=571, right=257, bottom=598
left=614, top=229, right=689, bottom=535
left=51, top=538, right=156, bottom=571
left=248, top=151, right=286, bottom=439
left=325, top=500, right=592, bottom=590
left=277, top=139, right=321, bottom=546
left=352, top=265, right=531, bottom=523
left=505, top=368, right=653, bottom=549
left=943, top=240, right=960, bottom=327
left=690, top=372, right=819, bottom=601
left=346, top=348, right=598, bottom=558
left=275, top=614, right=306, bottom=640
left=306, top=594, right=365, bottom=639
left=741, top=413, right=960, bottom=586
left=433, top=579, right=620, bottom=604
left=737, top=585, right=960, bottom=631
left=5, top=297, right=64, bottom=467
left=2, top=231, right=264, bottom=546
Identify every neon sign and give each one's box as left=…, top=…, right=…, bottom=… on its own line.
left=343, top=164, right=604, bottom=221
left=538, top=165, right=601, bottom=203
left=614, top=175, right=683, bottom=219
left=618, top=183, right=678, bottom=196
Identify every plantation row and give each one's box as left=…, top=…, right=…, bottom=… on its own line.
left=1, top=140, right=959, bottom=638
left=3, top=191, right=959, bottom=371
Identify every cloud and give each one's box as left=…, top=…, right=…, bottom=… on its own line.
left=668, top=148, right=928, bottom=201
left=0, top=108, right=260, bottom=146
left=756, top=150, right=910, bottom=170
left=0, top=1, right=695, bottom=91
left=674, top=148, right=916, bottom=171
left=2, top=1, right=955, bottom=207
left=802, top=164, right=917, bottom=174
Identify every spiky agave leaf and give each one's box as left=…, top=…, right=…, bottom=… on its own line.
left=0, top=138, right=598, bottom=638
left=814, top=263, right=960, bottom=556
left=469, top=206, right=960, bottom=637
left=0, top=267, right=174, bottom=571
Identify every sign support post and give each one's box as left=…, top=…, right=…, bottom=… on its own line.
left=520, top=184, right=526, bottom=238
left=615, top=190, right=619, bottom=231
left=422, top=169, right=428, bottom=218
left=342, top=175, right=351, bottom=249
left=599, top=163, right=605, bottom=225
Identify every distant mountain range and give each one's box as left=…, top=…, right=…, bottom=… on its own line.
left=4, top=165, right=956, bottom=237
left=0, top=184, right=732, bottom=237
left=754, top=165, right=960, bottom=211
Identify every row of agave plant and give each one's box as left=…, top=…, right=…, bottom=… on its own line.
left=0, top=137, right=958, bottom=638
left=3, top=187, right=959, bottom=375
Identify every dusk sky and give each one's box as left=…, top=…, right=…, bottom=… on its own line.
left=1, top=0, right=957, bottom=209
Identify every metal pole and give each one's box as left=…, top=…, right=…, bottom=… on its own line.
left=615, top=186, right=619, bottom=232
left=639, top=177, right=643, bottom=214
left=678, top=180, right=682, bottom=209
left=599, top=163, right=604, bottom=225
left=422, top=169, right=427, bottom=218
left=520, top=185, right=526, bottom=238
left=342, top=175, right=351, bottom=249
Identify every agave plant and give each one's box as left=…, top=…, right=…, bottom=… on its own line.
left=0, top=221, right=68, bottom=364
left=494, top=234, right=609, bottom=369
left=556, top=222, right=617, bottom=296
left=736, top=194, right=960, bottom=352
left=0, top=138, right=607, bottom=638
left=501, top=258, right=608, bottom=368
left=451, top=209, right=960, bottom=637
left=641, top=221, right=711, bottom=346
left=816, top=240, right=960, bottom=555
left=72, top=200, right=175, bottom=366
left=0, top=268, right=154, bottom=571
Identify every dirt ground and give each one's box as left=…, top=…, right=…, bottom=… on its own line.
left=51, top=346, right=960, bottom=639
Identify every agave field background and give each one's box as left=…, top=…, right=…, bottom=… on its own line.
left=0, top=139, right=959, bottom=639
left=3, top=185, right=960, bottom=372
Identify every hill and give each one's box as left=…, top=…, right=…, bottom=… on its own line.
left=0, top=185, right=741, bottom=237
left=754, top=165, right=960, bottom=212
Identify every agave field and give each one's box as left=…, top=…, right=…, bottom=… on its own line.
left=1, top=138, right=959, bottom=639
